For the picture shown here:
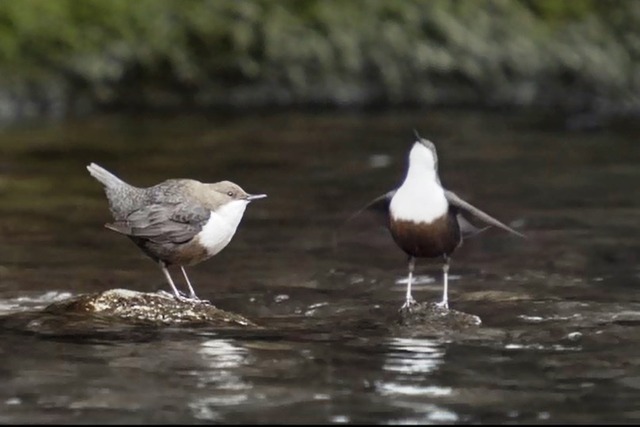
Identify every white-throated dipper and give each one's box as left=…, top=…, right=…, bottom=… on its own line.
left=362, top=133, right=525, bottom=310
left=87, top=163, right=266, bottom=301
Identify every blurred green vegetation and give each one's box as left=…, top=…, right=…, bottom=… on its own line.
left=0, top=0, right=638, bottom=120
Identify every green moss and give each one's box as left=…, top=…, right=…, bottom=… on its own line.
left=0, top=0, right=637, bottom=118
left=522, top=0, right=598, bottom=22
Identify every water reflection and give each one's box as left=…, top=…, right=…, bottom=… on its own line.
left=382, top=337, right=445, bottom=377
left=189, top=339, right=251, bottom=421
left=379, top=338, right=458, bottom=424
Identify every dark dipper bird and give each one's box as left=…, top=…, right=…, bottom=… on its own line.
left=87, top=163, right=266, bottom=301
left=361, top=133, right=525, bottom=310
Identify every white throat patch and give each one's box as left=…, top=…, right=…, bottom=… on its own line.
left=390, top=143, right=448, bottom=223
left=197, top=199, right=249, bottom=256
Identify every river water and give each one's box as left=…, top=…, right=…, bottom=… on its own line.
left=0, top=109, right=638, bottom=423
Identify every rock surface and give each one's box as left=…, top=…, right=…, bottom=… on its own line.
left=0, top=289, right=257, bottom=337
left=45, top=289, right=257, bottom=327
left=396, top=301, right=482, bottom=335
left=0, top=290, right=490, bottom=338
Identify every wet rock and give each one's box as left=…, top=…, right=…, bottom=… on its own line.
left=0, top=289, right=257, bottom=337
left=396, top=302, right=482, bottom=334
left=47, top=289, right=257, bottom=326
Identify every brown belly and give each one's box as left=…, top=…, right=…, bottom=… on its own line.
left=130, top=236, right=212, bottom=266
left=389, top=214, right=461, bottom=258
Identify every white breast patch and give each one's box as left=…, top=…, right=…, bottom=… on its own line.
left=196, top=200, right=249, bottom=256
left=390, top=147, right=448, bottom=224
left=390, top=181, right=448, bottom=224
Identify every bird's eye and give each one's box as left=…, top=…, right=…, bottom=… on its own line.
left=227, top=191, right=234, bottom=197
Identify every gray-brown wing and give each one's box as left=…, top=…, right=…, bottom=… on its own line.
left=351, top=190, right=396, bottom=228
left=456, top=213, right=489, bottom=239
left=331, top=190, right=395, bottom=248
left=445, top=190, right=526, bottom=238
left=105, top=202, right=211, bottom=244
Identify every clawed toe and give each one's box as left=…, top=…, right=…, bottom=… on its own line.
left=190, top=295, right=212, bottom=305
left=435, top=300, right=449, bottom=310
left=400, top=297, right=418, bottom=311
left=178, top=293, right=212, bottom=305
left=180, top=295, right=204, bottom=303
left=158, top=289, right=209, bottom=304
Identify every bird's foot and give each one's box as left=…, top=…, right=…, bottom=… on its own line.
left=173, top=294, right=193, bottom=303
left=176, top=291, right=212, bottom=306
left=187, top=294, right=213, bottom=305
left=399, top=297, right=419, bottom=312
left=157, top=290, right=176, bottom=299
left=176, top=293, right=210, bottom=305
left=435, top=300, right=449, bottom=311
left=161, top=290, right=199, bottom=304
left=156, top=287, right=211, bottom=305
left=157, top=290, right=196, bottom=303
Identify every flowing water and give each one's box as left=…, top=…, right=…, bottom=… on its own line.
left=0, top=109, right=638, bottom=423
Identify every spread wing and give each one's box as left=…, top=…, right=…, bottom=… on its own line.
left=332, top=190, right=396, bottom=248
left=105, top=202, right=211, bottom=244
left=445, top=190, right=525, bottom=238
left=352, top=190, right=396, bottom=228
left=456, top=213, right=490, bottom=239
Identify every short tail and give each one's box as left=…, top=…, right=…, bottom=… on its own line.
left=86, top=163, right=125, bottom=188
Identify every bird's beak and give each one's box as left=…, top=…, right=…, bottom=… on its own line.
left=246, top=193, right=267, bottom=201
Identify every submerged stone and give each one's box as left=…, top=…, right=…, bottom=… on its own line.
left=397, top=301, right=482, bottom=334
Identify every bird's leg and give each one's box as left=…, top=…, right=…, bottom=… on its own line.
left=159, top=262, right=187, bottom=301
left=400, top=256, right=418, bottom=310
left=180, top=266, right=201, bottom=301
left=436, top=255, right=450, bottom=310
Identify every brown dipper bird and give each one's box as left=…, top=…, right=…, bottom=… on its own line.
left=87, top=163, right=266, bottom=301
left=361, top=134, right=525, bottom=310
